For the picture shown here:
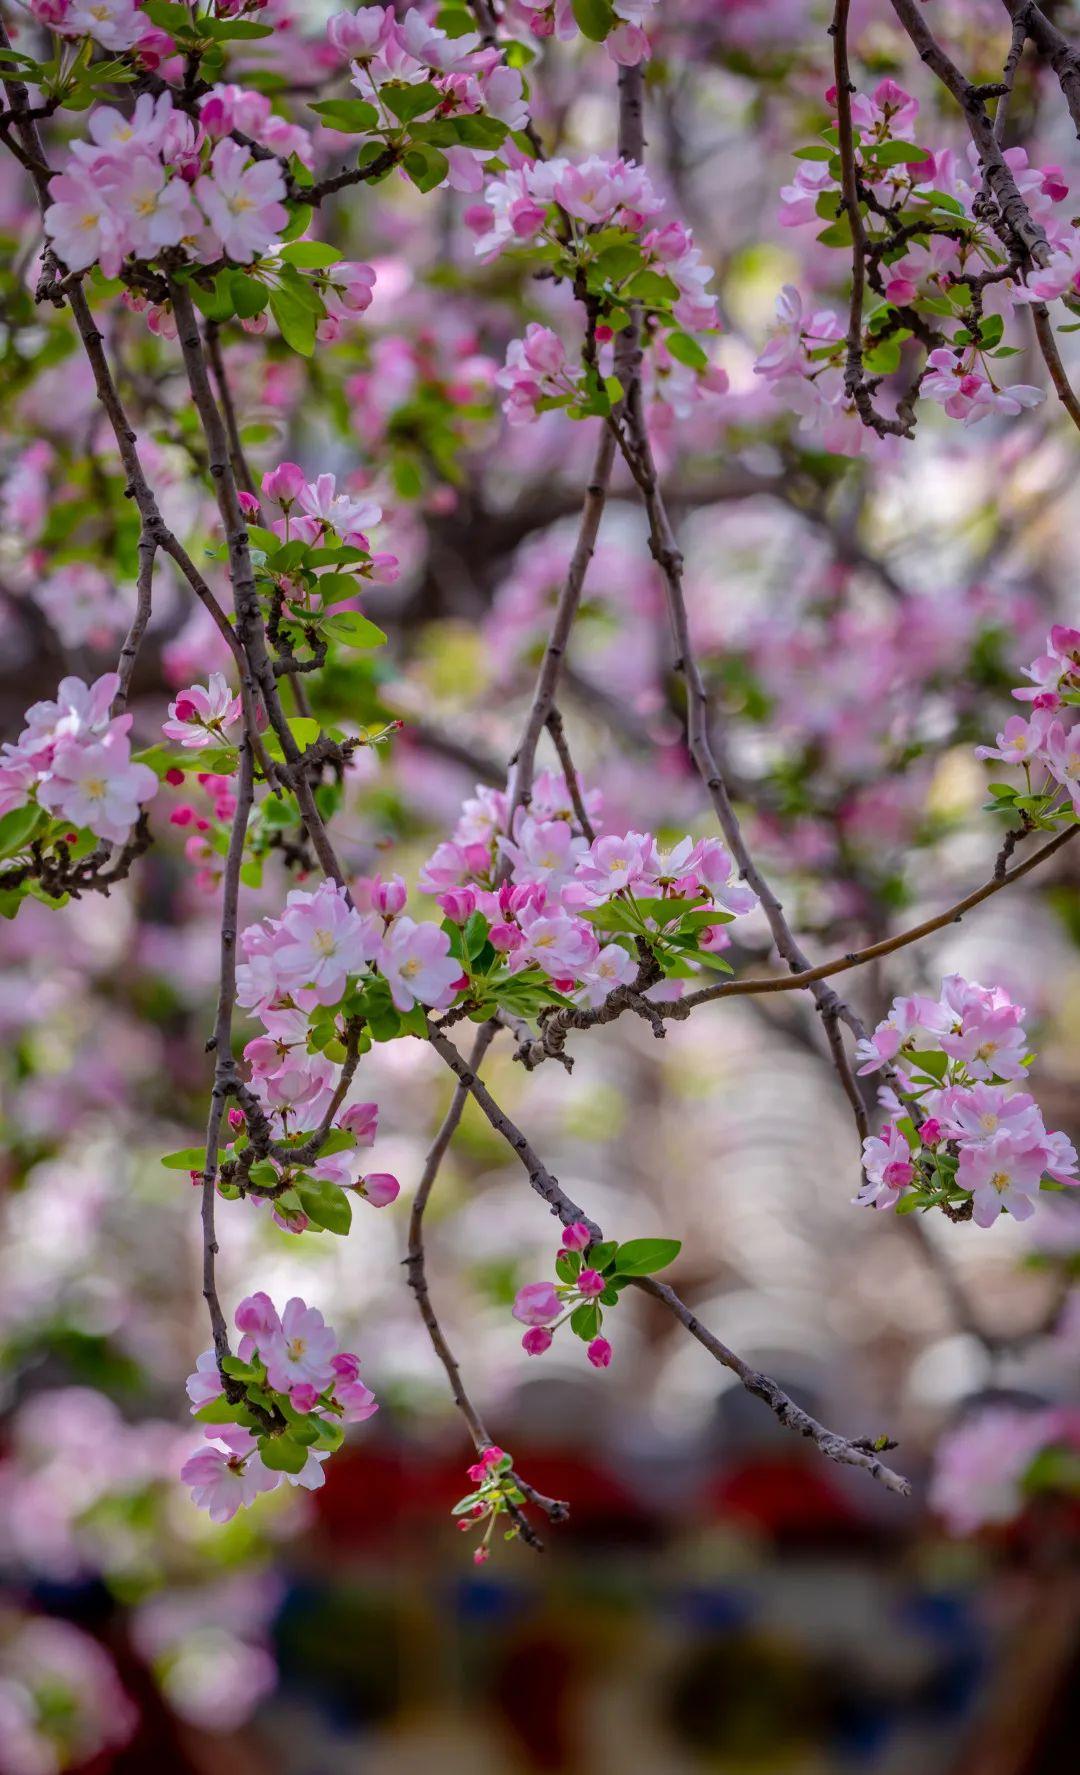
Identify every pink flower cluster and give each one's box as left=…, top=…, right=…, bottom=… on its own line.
left=976, top=624, right=1080, bottom=817
left=257, top=460, right=399, bottom=586
left=929, top=1405, right=1080, bottom=1535
left=754, top=285, right=869, bottom=457
left=0, top=671, right=156, bottom=844
left=507, top=0, right=657, bottom=67
left=513, top=1222, right=612, bottom=1367
left=0, top=1613, right=137, bottom=1775
left=237, top=877, right=461, bottom=1023
left=421, top=776, right=757, bottom=1005
left=182, top=1293, right=376, bottom=1522
left=472, top=152, right=717, bottom=330
left=328, top=5, right=527, bottom=191
left=856, top=976, right=1077, bottom=1226
left=44, top=92, right=287, bottom=276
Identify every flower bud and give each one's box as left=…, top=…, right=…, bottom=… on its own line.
left=340, top=1102, right=378, bottom=1145
left=521, top=1326, right=553, bottom=1356
left=261, top=461, right=306, bottom=505
left=577, top=1268, right=605, bottom=1298
left=560, top=1221, right=591, bottom=1252
left=587, top=1337, right=612, bottom=1369
left=359, top=1172, right=400, bottom=1208
left=513, top=1282, right=560, bottom=1325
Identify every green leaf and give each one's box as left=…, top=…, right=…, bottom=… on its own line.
left=0, top=804, right=44, bottom=859
left=229, top=272, right=269, bottom=319
left=625, top=268, right=680, bottom=305
left=258, top=1434, right=310, bottom=1474
left=141, top=0, right=191, bottom=31
left=907, top=1049, right=947, bottom=1081
left=866, top=140, right=931, bottom=166
left=382, top=80, right=441, bottom=123
left=295, top=1177, right=354, bottom=1235
left=278, top=240, right=341, bottom=270
left=556, top=1250, right=582, bottom=1283
left=189, top=273, right=236, bottom=322
left=309, top=98, right=379, bottom=134
left=280, top=202, right=314, bottom=244
left=613, top=1237, right=682, bottom=1277
left=202, top=17, right=274, bottom=38
left=587, top=1240, right=618, bottom=1272
left=570, top=1302, right=601, bottom=1340
left=269, top=287, right=317, bottom=356
left=403, top=145, right=449, bottom=193
left=323, top=610, right=388, bottom=649
left=463, top=910, right=490, bottom=959
left=161, top=1146, right=207, bottom=1171
left=195, top=1396, right=242, bottom=1424
left=816, top=217, right=854, bottom=248
left=571, top=0, right=615, bottom=41
left=666, top=330, right=709, bottom=371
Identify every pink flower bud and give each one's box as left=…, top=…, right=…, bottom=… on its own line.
left=371, top=872, right=407, bottom=916
left=438, top=886, right=478, bottom=923
left=489, top=922, right=524, bottom=953
left=238, top=490, right=261, bottom=519
left=331, top=1351, right=361, bottom=1382
left=560, top=1221, right=592, bottom=1252
left=165, top=768, right=185, bottom=786
left=339, top=1101, right=378, bottom=1145
left=169, top=806, right=194, bottom=827
left=918, top=1118, right=943, bottom=1147
left=513, top=1281, right=561, bottom=1325
left=360, top=1172, right=400, bottom=1208
left=521, top=1326, right=553, bottom=1356
left=261, top=460, right=306, bottom=505
left=235, top=1291, right=279, bottom=1337
left=289, top=1382, right=320, bottom=1413
left=482, top=1445, right=504, bottom=1468
left=173, top=696, right=199, bottom=724
left=577, top=1268, right=605, bottom=1298
left=473, top=1545, right=490, bottom=1564
left=587, top=1337, right=612, bottom=1368
left=466, top=1461, right=487, bottom=1484
left=228, top=1107, right=245, bottom=1131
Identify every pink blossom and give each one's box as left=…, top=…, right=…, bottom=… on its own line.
left=561, top=1221, right=592, bottom=1251
left=857, top=1122, right=915, bottom=1210
left=195, top=138, right=287, bottom=264
left=37, top=724, right=157, bottom=844
left=162, top=674, right=242, bottom=749
left=185, top=1350, right=224, bottom=1412
left=957, top=1132, right=1046, bottom=1226
left=577, top=1268, right=605, bottom=1297
left=498, top=815, right=587, bottom=889
left=587, top=1336, right=612, bottom=1368
left=521, top=1326, right=553, bottom=1355
left=271, top=880, right=380, bottom=1007
left=378, top=916, right=461, bottom=1012
left=262, top=1297, right=338, bottom=1396
left=181, top=1434, right=278, bottom=1523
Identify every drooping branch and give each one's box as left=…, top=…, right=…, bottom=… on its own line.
left=425, top=1021, right=910, bottom=1495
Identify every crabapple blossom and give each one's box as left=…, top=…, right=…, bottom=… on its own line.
left=162, top=675, right=243, bottom=749
left=377, top=916, right=461, bottom=1012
